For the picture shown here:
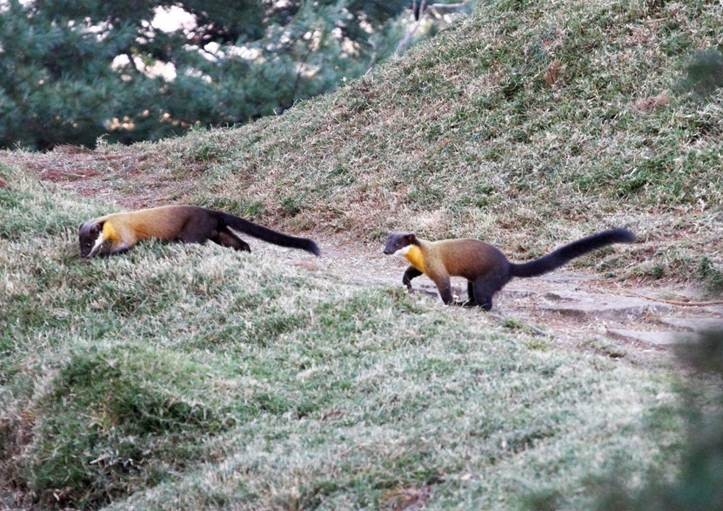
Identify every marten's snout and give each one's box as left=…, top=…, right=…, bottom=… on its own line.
left=382, top=234, right=399, bottom=255
left=79, top=239, right=95, bottom=258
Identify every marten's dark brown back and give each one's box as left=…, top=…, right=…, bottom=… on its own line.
left=433, top=239, right=508, bottom=280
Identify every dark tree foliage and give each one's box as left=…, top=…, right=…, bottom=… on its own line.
left=678, top=48, right=723, bottom=98
left=593, top=329, right=723, bottom=511
left=0, top=0, right=412, bottom=149
left=528, top=328, right=723, bottom=511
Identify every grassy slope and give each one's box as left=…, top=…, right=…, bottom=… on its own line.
left=138, top=0, right=718, bottom=288
left=1, top=164, right=682, bottom=510
left=3, top=1, right=720, bottom=286
left=1, top=0, right=720, bottom=509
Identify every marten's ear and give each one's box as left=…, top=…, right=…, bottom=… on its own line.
left=405, top=233, right=418, bottom=244
left=79, top=221, right=104, bottom=241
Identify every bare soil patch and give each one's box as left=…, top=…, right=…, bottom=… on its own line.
left=0, top=146, right=194, bottom=209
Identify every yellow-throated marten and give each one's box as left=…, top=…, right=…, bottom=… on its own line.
left=79, top=205, right=320, bottom=258
left=383, top=228, right=635, bottom=310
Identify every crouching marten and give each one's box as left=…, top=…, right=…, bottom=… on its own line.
left=383, top=228, right=635, bottom=310
left=79, top=205, right=320, bottom=258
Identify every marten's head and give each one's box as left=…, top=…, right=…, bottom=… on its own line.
left=383, top=232, right=418, bottom=255
left=78, top=221, right=105, bottom=258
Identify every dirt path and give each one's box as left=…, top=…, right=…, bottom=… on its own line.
left=292, top=237, right=723, bottom=365
left=4, top=148, right=721, bottom=365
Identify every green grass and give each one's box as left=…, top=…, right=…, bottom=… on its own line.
left=1, top=157, right=684, bottom=510
left=1, top=1, right=720, bottom=508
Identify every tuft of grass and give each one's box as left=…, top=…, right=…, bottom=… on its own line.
left=572, top=329, right=723, bottom=511
left=677, top=48, right=723, bottom=97
left=22, top=345, right=239, bottom=508
left=0, top=164, right=104, bottom=240
left=696, top=256, right=723, bottom=296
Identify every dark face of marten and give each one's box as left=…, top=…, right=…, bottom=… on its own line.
left=78, top=222, right=102, bottom=258
left=383, top=232, right=418, bottom=255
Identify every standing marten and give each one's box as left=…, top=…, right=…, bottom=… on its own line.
left=383, top=229, right=635, bottom=310
left=79, top=205, right=320, bottom=258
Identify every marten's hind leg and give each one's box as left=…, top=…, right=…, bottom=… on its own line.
left=179, top=213, right=217, bottom=244
left=212, top=228, right=251, bottom=252
left=472, top=273, right=507, bottom=311
left=462, top=281, right=478, bottom=307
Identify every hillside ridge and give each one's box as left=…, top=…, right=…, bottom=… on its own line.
left=1, top=0, right=720, bottom=290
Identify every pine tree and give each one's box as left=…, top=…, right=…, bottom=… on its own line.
left=0, top=0, right=413, bottom=149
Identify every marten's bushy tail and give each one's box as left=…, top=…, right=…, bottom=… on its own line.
left=217, top=212, right=320, bottom=256
left=509, top=228, right=634, bottom=278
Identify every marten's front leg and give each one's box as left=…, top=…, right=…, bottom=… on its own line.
left=426, top=265, right=453, bottom=305
left=402, top=266, right=422, bottom=291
